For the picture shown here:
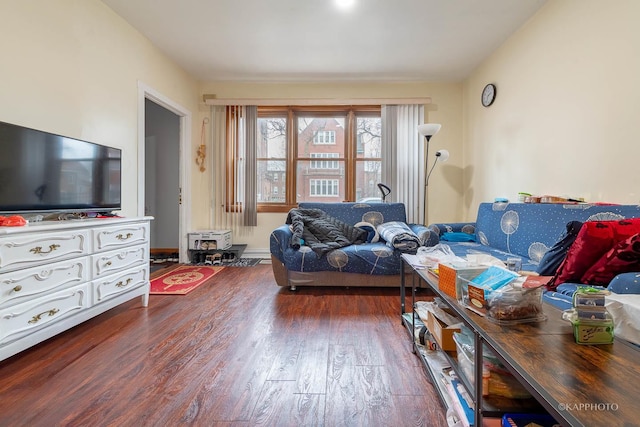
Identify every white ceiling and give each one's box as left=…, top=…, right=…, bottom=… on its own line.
left=101, top=0, right=547, bottom=83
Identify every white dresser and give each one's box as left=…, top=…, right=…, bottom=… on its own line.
left=0, top=217, right=152, bottom=361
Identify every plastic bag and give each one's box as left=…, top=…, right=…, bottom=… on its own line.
left=416, top=243, right=466, bottom=267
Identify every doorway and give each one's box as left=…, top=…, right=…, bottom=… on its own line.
left=137, top=82, right=192, bottom=264
left=145, top=99, right=179, bottom=265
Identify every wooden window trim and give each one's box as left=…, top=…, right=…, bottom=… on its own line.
left=234, top=105, right=381, bottom=213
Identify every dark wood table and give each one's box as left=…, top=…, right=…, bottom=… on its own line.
left=402, top=260, right=640, bottom=427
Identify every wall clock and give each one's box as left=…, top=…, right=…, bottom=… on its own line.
left=481, top=83, right=496, bottom=107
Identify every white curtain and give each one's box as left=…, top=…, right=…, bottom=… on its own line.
left=210, top=105, right=258, bottom=232
left=243, top=106, right=257, bottom=226
left=381, top=104, right=425, bottom=224
left=211, top=105, right=226, bottom=228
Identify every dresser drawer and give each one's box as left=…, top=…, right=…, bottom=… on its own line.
left=93, top=223, right=149, bottom=253
left=0, top=258, right=89, bottom=309
left=0, top=230, right=90, bottom=272
left=91, top=244, right=148, bottom=278
left=0, top=283, right=89, bottom=346
left=93, top=266, right=149, bottom=305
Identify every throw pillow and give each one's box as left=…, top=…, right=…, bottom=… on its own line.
left=441, top=232, right=476, bottom=242
left=551, top=218, right=640, bottom=289
left=581, top=233, right=640, bottom=286
left=354, top=221, right=379, bottom=243
left=536, top=221, right=583, bottom=276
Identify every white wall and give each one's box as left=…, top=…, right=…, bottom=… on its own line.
left=463, top=0, right=640, bottom=218
left=0, top=0, right=201, bottom=218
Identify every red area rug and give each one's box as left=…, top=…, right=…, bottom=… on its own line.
left=150, top=265, right=225, bottom=295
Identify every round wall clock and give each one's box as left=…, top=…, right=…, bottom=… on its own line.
left=481, top=83, right=496, bottom=107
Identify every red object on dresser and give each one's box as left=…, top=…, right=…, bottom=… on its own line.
left=0, top=215, right=27, bottom=226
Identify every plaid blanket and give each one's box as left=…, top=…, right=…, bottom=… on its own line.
left=377, top=221, right=421, bottom=253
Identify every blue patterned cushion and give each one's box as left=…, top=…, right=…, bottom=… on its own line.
left=608, top=273, right=640, bottom=294
left=282, top=242, right=401, bottom=274
left=474, top=202, right=640, bottom=262
left=298, top=202, right=407, bottom=225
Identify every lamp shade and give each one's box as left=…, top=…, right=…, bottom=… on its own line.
left=417, top=123, right=442, bottom=138
left=435, top=149, right=450, bottom=162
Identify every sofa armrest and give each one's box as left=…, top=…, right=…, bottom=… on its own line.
left=408, top=223, right=440, bottom=247
left=428, top=222, right=477, bottom=237
left=270, top=225, right=293, bottom=263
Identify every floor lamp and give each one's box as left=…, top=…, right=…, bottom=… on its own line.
left=417, top=123, right=446, bottom=225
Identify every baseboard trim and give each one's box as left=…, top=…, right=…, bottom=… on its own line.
left=150, top=248, right=179, bottom=254
left=241, top=248, right=270, bottom=261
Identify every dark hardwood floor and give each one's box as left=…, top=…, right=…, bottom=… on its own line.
left=0, top=264, right=447, bottom=427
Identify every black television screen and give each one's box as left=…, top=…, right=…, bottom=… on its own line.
left=0, top=120, right=122, bottom=214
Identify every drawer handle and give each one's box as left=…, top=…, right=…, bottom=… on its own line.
left=28, top=308, right=60, bottom=324
left=12, top=285, right=23, bottom=293
left=29, top=244, right=61, bottom=255
left=116, top=233, right=133, bottom=241
left=116, top=278, right=133, bottom=288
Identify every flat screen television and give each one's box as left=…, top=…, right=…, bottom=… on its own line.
left=0, top=120, right=122, bottom=215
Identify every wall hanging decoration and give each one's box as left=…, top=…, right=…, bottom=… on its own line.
left=196, top=117, right=208, bottom=172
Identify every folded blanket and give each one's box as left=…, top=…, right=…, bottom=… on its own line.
left=286, top=208, right=367, bottom=257
left=377, top=221, right=421, bottom=253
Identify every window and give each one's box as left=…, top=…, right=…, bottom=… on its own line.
left=310, top=153, right=339, bottom=169
left=313, top=130, right=335, bottom=144
left=310, top=179, right=339, bottom=196
left=244, top=106, right=381, bottom=212
left=256, top=116, right=287, bottom=204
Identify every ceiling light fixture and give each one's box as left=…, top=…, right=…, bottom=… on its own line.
left=335, top=0, right=356, bottom=10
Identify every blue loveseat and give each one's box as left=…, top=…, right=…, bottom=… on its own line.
left=428, top=202, right=640, bottom=311
left=270, top=202, right=435, bottom=290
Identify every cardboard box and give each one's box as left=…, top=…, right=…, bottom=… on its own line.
left=465, top=282, right=490, bottom=315
left=427, top=310, right=461, bottom=352
left=188, top=230, right=232, bottom=250
left=438, top=263, right=488, bottom=299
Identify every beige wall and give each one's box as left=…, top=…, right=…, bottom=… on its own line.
left=463, top=0, right=640, bottom=219
left=197, top=82, right=463, bottom=253
left=0, top=0, right=200, bottom=218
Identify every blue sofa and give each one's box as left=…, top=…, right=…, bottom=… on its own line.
left=270, top=202, right=435, bottom=289
left=428, top=202, right=640, bottom=310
